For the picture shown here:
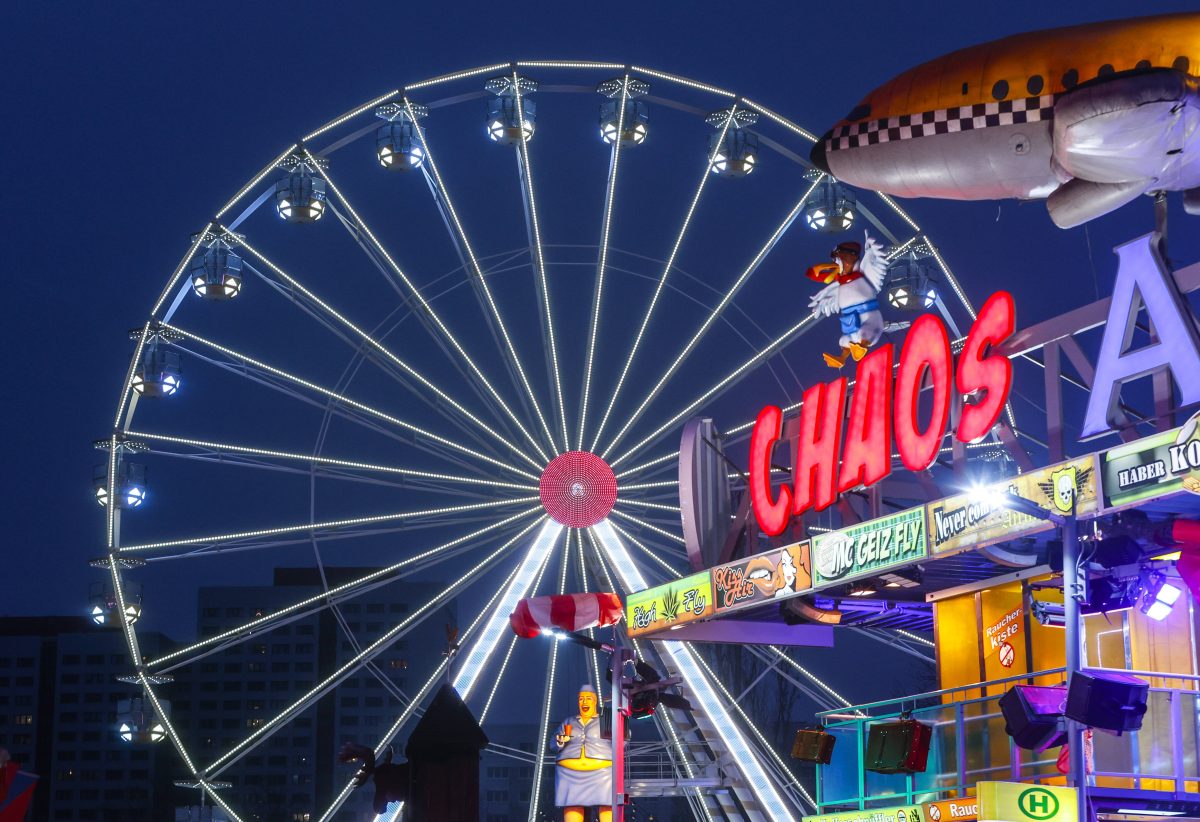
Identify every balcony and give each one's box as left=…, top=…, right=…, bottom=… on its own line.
left=816, top=668, right=1200, bottom=814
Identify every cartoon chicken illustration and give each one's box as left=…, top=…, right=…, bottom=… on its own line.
left=807, top=233, right=889, bottom=367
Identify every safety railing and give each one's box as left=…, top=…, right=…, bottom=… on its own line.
left=814, top=668, right=1200, bottom=811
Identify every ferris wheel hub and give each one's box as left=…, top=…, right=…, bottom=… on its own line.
left=539, top=451, right=618, bottom=527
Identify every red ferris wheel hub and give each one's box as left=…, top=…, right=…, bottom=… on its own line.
left=539, top=451, right=618, bottom=528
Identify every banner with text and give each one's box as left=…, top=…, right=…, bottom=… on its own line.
left=1102, top=412, right=1200, bottom=509
left=927, top=456, right=1099, bottom=556
left=812, top=506, right=927, bottom=587
left=625, top=571, right=714, bottom=638
left=712, top=541, right=812, bottom=613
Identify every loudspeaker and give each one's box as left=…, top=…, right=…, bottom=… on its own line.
left=865, top=719, right=931, bottom=773
left=999, top=685, right=1066, bottom=751
left=791, top=728, right=836, bottom=764
left=1065, top=671, right=1148, bottom=733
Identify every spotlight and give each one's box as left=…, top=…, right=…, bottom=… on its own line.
left=1141, top=575, right=1182, bottom=621
left=847, top=581, right=876, bottom=597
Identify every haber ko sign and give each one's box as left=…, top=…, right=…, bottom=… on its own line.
left=750, top=291, right=1016, bottom=536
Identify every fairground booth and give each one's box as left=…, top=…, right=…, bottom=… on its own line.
left=628, top=232, right=1200, bottom=822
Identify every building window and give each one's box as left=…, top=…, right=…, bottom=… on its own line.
left=15, top=714, right=32, bottom=726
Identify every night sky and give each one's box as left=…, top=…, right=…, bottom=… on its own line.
left=5, top=0, right=1200, bottom=720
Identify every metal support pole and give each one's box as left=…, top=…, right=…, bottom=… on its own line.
left=611, top=648, right=629, bottom=822
left=1062, top=503, right=1089, bottom=822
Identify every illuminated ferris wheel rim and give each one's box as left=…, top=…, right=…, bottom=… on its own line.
left=100, top=59, right=974, bottom=822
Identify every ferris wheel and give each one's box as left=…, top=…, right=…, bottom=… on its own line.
left=95, top=60, right=976, bottom=821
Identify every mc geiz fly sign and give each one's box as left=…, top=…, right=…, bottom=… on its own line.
left=750, top=292, right=1015, bottom=535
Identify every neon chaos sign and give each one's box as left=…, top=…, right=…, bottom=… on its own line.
left=750, top=292, right=1015, bottom=536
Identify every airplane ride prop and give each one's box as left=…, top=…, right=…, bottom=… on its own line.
left=810, top=12, right=1200, bottom=228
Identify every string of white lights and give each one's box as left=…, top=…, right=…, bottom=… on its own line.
left=214, top=145, right=298, bottom=220
left=765, top=647, right=856, bottom=708
left=234, top=236, right=543, bottom=471
left=578, top=73, right=629, bottom=451
left=126, top=430, right=539, bottom=491
left=689, top=650, right=818, bottom=812
left=614, top=450, right=679, bottom=480
left=610, top=313, right=817, bottom=469
left=608, top=509, right=687, bottom=545
left=479, top=528, right=559, bottom=723
left=591, top=520, right=797, bottom=818
left=206, top=522, right=531, bottom=777
left=406, top=62, right=512, bottom=91
left=399, top=103, right=561, bottom=456
left=528, top=533, right=572, bottom=822
left=619, top=479, right=678, bottom=491
left=739, top=97, right=819, bottom=143
left=603, top=179, right=820, bottom=457
left=629, top=66, right=735, bottom=98
left=516, top=60, right=625, bottom=69
left=895, top=629, right=936, bottom=648
left=161, top=322, right=536, bottom=479
left=302, top=88, right=401, bottom=142
left=119, top=496, right=539, bottom=554
left=146, top=511, right=542, bottom=668
left=306, top=148, right=553, bottom=465
left=614, top=498, right=682, bottom=513
left=453, top=520, right=565, bottom=698
left=608, top=520, right=685, bottom=580
left=318, top=542, right=531, bottom=822
left=574, top=529, right=604, bottom=696
left=589, top=106, right=739, bottom=455
left=508, top=79, right=571, bottom=453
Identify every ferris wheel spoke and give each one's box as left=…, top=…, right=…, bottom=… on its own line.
left=172, top=341, right=504, bottom=483
left=117, top=495, right=539, bottom=556
left=204, top=518, right=528, bottom=778
left=453, top=519, right=564, bottom=699
left=608, top=520, right=686, bottom=580
left=126, top=430, right=539, bottom=493
left=602, top=179, right=820, bottom=458
left=619, top=478, right=678, bottom=492
left=506, top=84, right=571, bottom=453
left=587, top=106, right=740, bottom=454
left=310, top=152, right=554, bottom=465
left=318, top=527, right=539, bottom=822
left=614, top=498, right=681, bottom=514
left=528, top=535, right=571, bottom=822
left=609, top=312, right=819, bottom=470
left=232, top=238, right=542, bottom=470
left=607, top=509, right=685, bottom=545
left=146, top=511, right=542, bottom=672
left=573, top=529, right=603, bottom=696
left=479, top=518, right=561, bottom=723
left=614, top=450, right=679, bottom=481
left=577, top=73, right=630, bottom=451
left=393, top=106, right=563, bottom=456
left=163, top=323, right=537, bottom=480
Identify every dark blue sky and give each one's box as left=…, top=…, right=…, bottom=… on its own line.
left=4, top=0, right=1198, bottom=666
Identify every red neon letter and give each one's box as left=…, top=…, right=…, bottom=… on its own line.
left=895, top=314, right=952, bottom=472
left=793, top=378, right=847, bottom=515
left=749, top=405, right=792, bottom=536
left=956, top=291, right=1015, bottom=443
left=838, top=344, right=894, bottom=494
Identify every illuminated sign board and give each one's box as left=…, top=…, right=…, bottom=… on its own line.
left=924, top=798, right=978, bottom=822
left=977, top=781, right=1076, bottom=822
left=1101, top=410, right=1200, bottom=508
left=750, top=292, right=1015, bottom=536
left=927, top=456, right=1099, bottom=556
left=802, top=804, right=924, bottom=822
left=712, top=541, right=811, bottom=614
left=625, top=571, right=713, bottom=637
left=812, top=506, right=927, bottom=587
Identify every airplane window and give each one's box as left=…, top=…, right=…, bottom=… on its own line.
left=846, top=103, right=871, bottom=122
left=1175, top=56, right=1191, bottom=73
left=1026, top=75, right=1044, bottom=95
left=1062, top=69, right=1079, bottom=89
left=991, top=79, right=1009, bottom=100
left=1098, top=64, right=1115, bottom=77
left=961, top=82, right=969, bottom=95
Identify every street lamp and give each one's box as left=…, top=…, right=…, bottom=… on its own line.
left=969, top=483, right=1086, bottom=822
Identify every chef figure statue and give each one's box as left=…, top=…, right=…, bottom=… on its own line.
left=553, top=683, right=613, bottom=822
